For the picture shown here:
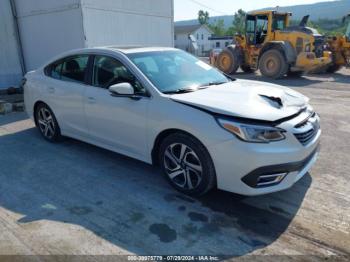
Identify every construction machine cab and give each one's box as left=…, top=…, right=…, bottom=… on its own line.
left=345, top=14, right=350, bottom=41
left=245, top=11, right=290, bottom=45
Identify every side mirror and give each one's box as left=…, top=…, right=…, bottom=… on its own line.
left=108, top=82, right=142, bottom=100
left=109, top=82, right=134, bottom=96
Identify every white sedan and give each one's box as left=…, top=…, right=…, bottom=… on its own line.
left=24, top=47, right=321, bottom=196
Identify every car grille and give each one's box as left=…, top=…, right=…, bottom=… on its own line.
left=294, top=112, right=320, bottom=146
left=294, top=128, right=318, bottom=145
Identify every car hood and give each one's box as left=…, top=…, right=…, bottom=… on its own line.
left=170, top=79, right=309, bottom=122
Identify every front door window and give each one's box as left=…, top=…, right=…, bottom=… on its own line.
left=92, top=56, right=146, bottom=94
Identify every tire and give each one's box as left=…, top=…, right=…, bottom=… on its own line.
left=326, top=64, right=342, bottom=73
left=216, top=49, right=240, bottom=74
left=159, top=133, right=216, bottom=196
left=240, top=65, right=253, bottom=73
left=259, top=49, right=289, bottom=79
left=287, top=70, right=303, bottom=77
left=35, top=103, right=62, bottom=142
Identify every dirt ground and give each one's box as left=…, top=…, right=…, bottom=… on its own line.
left=0, top=68, right=349, bottom=261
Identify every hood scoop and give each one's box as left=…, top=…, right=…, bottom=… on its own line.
left=260, top=95, right=283, bottom=109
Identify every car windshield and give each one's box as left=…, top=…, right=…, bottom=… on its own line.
left=346, top=21, right=350, bottom=40
left=127, top=50, right=230, bottom=94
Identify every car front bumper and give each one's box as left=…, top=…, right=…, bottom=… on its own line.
left=208, top=121, right=321, bottom=196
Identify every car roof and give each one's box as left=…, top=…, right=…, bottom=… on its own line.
left=105, top=46, right=176, bottom=54
left=41, top=46, right=178, bottom=68
left=71, top=46, right=177, bottom=55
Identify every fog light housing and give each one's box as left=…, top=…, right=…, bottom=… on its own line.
left=242, top=171, right=288, bottom=188
left=256, top=173, right=287, bottom=187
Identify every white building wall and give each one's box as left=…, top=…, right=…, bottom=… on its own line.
left=174, top=26, right=213, bottom=56
left=210, top=39, right=233, bottom=49
left=9, top=0, right=173, bottom=72
left=14, top=0, right=85, bottom=71
left=193, top=27, right=212, bottom=56
left=81, top=0, right=174, bottom=48
left=0, top=0, right=23, bottom=89
left=174, top=33, right=189, bottom=50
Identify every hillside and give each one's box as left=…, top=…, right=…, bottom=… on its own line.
left=175, top=0, right=350, bottom=26
left=258, top=0, right=350, bottom=20
left=175, top=15, right=233, bottom=28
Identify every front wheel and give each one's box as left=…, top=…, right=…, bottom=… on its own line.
left=159, top=133, right=216, bottom=196
left=216, top=49, right=240, bottom=74
left=35, top=103, right=62, bottom=142
left=259, top=49, right=288, bottom=79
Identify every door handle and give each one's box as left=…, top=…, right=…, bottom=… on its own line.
left=48, top=87, right=55, bottom=93
left=87, top=97, right=96, bottom=104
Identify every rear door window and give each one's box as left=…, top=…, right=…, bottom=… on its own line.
left=61, top=56, right=89, bottom=83
left=51, top=63, right=63, bottom=80
left=46, top=55, right=89, bottom=84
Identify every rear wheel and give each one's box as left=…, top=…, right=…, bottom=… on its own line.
left=259, top=49, right=288, bottom=79
left=216, top=49, right=240, bottom=74
left=159, top=133, right=216, bottom=196
left=35, top=103, right=62, bottom=142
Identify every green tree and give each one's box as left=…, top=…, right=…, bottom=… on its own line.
left=227, top=9, right=246, bottom=35
left=209, top=19, right=226, bottom=36
left=198, top=10, right=210, bottom=25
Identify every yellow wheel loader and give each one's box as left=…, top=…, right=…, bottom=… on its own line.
left=215, top=11, right=332, bottom=79
left=325, top=14, right=350, bottom=73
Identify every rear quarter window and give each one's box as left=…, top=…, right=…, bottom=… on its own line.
left=44, top=55, right=89, bottom=84
left=45, top=61, right=62, bottom=80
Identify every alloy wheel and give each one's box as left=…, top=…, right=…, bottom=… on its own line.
left=37, top=108, right=56, bottom=139
left=163, top=143, right=203, bottom=190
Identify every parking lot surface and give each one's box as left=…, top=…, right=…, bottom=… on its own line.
left=0, top=69, right=349, bottom=260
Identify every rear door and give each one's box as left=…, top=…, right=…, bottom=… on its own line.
left=45, top=55, right=90, bottom=138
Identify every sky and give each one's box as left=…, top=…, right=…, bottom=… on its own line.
left=174, top=0, right=336, bottom=21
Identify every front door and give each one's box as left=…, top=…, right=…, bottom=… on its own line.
left=84, top=55, right=150, bottom=159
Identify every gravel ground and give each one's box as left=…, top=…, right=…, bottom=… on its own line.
left=0, top=69, right=349, bottom=261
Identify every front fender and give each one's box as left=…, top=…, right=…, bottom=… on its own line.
left=260, top=41, right=297, bottom=64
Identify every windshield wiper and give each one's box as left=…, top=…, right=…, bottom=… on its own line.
left=163, top=80, right=230, bottom=94
left=198, top=81, right=228, bottom=88
left=163, top=88, right=198, bottom=94
left=223, top=73, right=236, bottom=81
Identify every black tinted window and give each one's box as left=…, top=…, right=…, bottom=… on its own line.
left=273, top=15, right=286, bottom=30
left=46, top=55, right=89, bottom=83
left=92, top=56, right=145, bottom=94
left=60, top=56, right=89, bottom=83
left=51, top=63, right=62, bottom=79
left=45, top=61, right=62, bottom=79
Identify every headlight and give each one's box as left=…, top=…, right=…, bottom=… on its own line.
left=217, top=118, right=286, bottom=143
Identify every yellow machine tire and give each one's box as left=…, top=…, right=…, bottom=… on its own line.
left=259, top=49, right=289, bottom=79
left=216, top=49, right=239, bottom=74
left=326, top=64, right=342, bottom=73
